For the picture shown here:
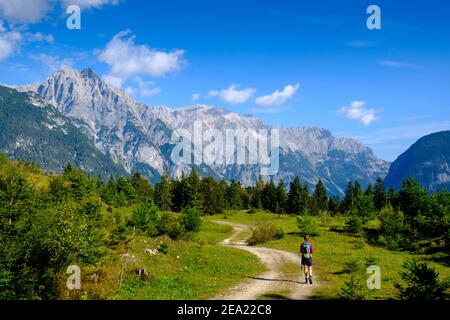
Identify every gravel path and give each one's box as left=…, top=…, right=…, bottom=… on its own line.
left=211, top=220, right=316, bottom=300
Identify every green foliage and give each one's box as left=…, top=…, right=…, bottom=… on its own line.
left=312, top=179, right=328, bottom=214
left=339, top=260, right=372, bottom=300
left=395, top=259, right=449, bottom=300
left=354, top=193, right=375, bottom=224
left=181, top=207, right=202, bottom=232
left=378, top=205, right=405, bottom=249
left=345, top=215, right=363, bottom=235
left=158, top=212, right=185, bottom=240
left=154, top=171, right=172, bottom=211
left=296, top=216, right=320, bottom=237
left=158, top=242, right=169, bottom=255
left=247, top=221, right=278, bottom=245
left=131, top=198, right=160, bottom=236
left=287, top=177, right=311, bottom=215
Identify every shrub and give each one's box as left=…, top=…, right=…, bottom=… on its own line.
left=181, top=207, right=202, bottom=232
left=378, top=205, right=405, bottom=249
left=296, top=216, right=320, bottom=237
left=158, top=212, right=185, bottom=240
left=158, top=242, right=169, bottom=255
left=345, top=215, right=363, bottom=235
left=130, top=198, right=159, bottom=236
left=339, top=260, right=372, bottom=300
left=395, top=259, right=449, bottom=300
left=275, top=228, right=285, bottom=240
left=247, top=222, right=277, bottom=245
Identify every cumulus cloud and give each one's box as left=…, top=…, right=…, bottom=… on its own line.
left=339, top=100, right=379, bottom=126
left=125, top=77, right=161, bottom=97
left=255, top=83, right=299, bottom=107
left=29, top=53, right=74, bottom=71
left=208, top=84, right=255, bottom=104
left=0, top=29, right=22, bottom=60
left=0, top=0, right=51, bottom=24
left=99, top=30, right=185, bottom=86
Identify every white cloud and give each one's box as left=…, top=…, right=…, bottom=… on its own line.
left=0, top=29, right=22, bottom=60
left=378, top=60, right=424, bottom=69
left=208, top=84, right=255, bottom=104
left=127, top=77, right=161, bottom=97
left=191, top=93, right=200, bottom=102
left=99, top=30, right=185, bottom=86
left=29, top=53, right=74, bottom=71
left=339, top=100, right=378, bottom=126
left=24, top=32, right=54, bottom=43
left=61, top=0, right=120, bottom=10
left=103, top=74, right=123, bottom=88
left=0, top=0, right=51, bottom=24
left=255, top=83, right=299, bottom=107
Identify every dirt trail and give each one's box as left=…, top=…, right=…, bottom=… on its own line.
left=211, top=220, right=316, bottom=300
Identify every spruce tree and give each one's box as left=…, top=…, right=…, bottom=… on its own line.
left=154, top=171, right=172, bottom=212
left=312, top=179, right=328, bottom=214
left=374, top=178, right=387, bottom=211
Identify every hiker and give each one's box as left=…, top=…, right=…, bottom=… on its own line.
left=300, top=235, right=314, bottom=285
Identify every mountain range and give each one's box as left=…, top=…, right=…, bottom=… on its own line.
left=1, top=67, right=391, bottom=195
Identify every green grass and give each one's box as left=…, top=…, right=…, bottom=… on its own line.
left=69, top=215, right=264, bottom=300
left=210, top=211, right=450, bottom=300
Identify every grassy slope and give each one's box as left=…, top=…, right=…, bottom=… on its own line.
left=61, top=219, right=265, bottom=300
left=210, top=211, right=450, bottom=300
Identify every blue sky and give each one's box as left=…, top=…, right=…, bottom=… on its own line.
left=0, top=0, right=449, bottom=161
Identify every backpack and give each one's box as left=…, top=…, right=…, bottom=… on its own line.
left=302, top=242, right=311, bottom=259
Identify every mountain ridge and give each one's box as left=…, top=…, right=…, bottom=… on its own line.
left=15, top=67, right=390, bottom=195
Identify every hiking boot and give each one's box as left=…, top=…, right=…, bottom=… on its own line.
left=309, top=277, right=313, bottom=285
left=304, top=278, right=308, bottom=284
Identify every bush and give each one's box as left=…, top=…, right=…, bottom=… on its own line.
left=345, top=215, right=363, bottom=235
left=339, top=260, right=372, bottom=300
left=181, top=207, right=202, bottom=232
left=158, top=212, right=185, bottom=240
left=248, top=222, right=277, bottom=245
left=275, top=228, right=285, bottom=240
left=378, top=205, right=405, bottom=249
left=130, top=198, right=159, bottom=236
left=296, top=216, right=320, bottom=237
left=158, top=242, right=169, bottom=255
left=395, top=259, right=449, bottom=300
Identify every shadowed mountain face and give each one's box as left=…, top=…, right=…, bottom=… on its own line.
left=384, top=131, right=450, bottom=192
left=0, top=85, right=126, bottom=177
left=14, top=67, right=390, bottom=195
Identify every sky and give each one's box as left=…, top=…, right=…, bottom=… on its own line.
left=0, top=0, right=449, bottom=161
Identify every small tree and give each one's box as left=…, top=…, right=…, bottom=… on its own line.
left=378, top=205, right=405, bottom=249
left=181, top=207, right=201, bottom=232
left=297, top=216, right=320, bottom=237
left=395, top=259, right=449, bottom=300
left=345, top=215, right=363, bottom=235
left=339, top=260, right=372, bottom=300
left=131, top=198, right=159, bottom=236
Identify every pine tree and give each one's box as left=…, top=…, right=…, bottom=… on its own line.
left=341, top=181, right=355, bottom=214
left=287, top=177, right=302, bottom=215
left=130, top=172, right=153, bottom=202
left=101, top=175, right=118, bottom=205
left=200, top=176, right=225, bottom=215
left=276, top=181, right=288, bottom=214
left=312, top=179, right=328, bottom=214
left=374, top=178, right=387, bottom=211
left=263, top=180, right=278, bottom=213
left=154, top=171, right=172, bottom=212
